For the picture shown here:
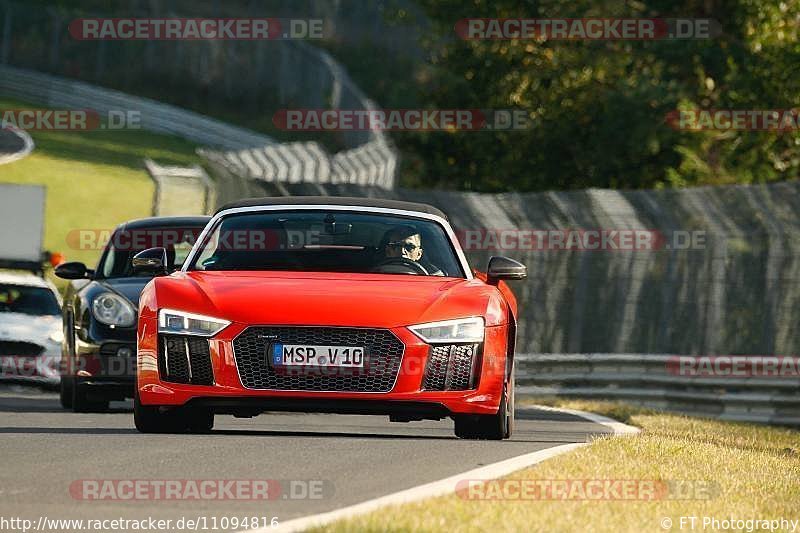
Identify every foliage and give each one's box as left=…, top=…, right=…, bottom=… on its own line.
left=391, top=0, right=800, bottom=191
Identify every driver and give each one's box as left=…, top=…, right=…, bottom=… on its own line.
left=381, top=226, right=444, bottom=275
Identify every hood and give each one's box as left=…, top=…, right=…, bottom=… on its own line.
left=0, top=312, right=60, bottom=344
left=156, top=271, right=499, bottom=329
left=98, top=277, right=152, bottom=307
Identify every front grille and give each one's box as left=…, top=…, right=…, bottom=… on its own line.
left=423, top=343, right=482, bottom=391
left=232, top=326, right=404, bottom=392
left=99, top=343, right=136, bottom=377
left=0, top=340, right=44, bottom=357
left=158, top=335, right=214, bottom=385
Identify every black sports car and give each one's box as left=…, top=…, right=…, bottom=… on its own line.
left=55, top=216, right=210, bottom=411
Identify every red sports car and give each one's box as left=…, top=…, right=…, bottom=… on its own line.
left=133, top=197, right=526, bottom=439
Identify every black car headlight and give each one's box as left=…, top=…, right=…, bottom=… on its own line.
left=92, top=292, right=136, bottom=327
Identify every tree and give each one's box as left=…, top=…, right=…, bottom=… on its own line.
left=394, top=0, right=800, bottom=191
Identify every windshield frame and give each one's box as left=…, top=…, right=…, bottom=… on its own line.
left=182, top=205, right=472, bottom=279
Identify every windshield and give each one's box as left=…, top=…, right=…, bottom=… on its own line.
left=95, top=227, right=200, bottom=279
left=188, top=211, right=464, bottom=278
left=0, top=284, right=60, bottom=316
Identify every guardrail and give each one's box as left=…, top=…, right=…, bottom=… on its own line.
left=0, top=65, right=275, bottom=150
left=0, top=64, right=398, bottom=189
left=199, top=138, right=397, bottom=190
left=198, top=43, right=398, bottom=189
left=516, top=354, right=800, bottom=427
left=144, top=159, right=215, bottom=216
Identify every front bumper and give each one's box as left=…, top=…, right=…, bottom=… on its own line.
left=0, top=343, right=61, bottom=386
left=73, top=337, right=137, bottom=379
left=137, top=320, right=509, bottom=417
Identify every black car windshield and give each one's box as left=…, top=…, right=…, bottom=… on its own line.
left=0, top=284, right=60, bottom=316
left=188, top=211, right=465, bottom=278
left=95, top=227, right=200, bottom=279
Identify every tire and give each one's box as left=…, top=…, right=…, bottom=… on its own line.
left=185, top=407, right=215, bottom=433
left=72, top=380, right=109, bottom=413
left=59, top=376, right=74, bottom=409
left=134, top=387, right=214, bottom=434
left=454, top=373, right=514, bottom=440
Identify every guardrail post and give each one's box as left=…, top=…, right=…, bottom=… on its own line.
left=48, top=9, right=61, bottom=69
left=1, top=1, right=12, bottom=65
left=704, top=236, right=729, bottom=354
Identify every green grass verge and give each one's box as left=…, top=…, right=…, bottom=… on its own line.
left=0, top=97, right=201, bottom=286
left=316, top=398, right=799, bottom=532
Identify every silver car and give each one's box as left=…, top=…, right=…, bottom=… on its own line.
left=0, top=272, right=63, bottom=386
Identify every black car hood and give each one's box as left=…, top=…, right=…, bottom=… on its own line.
left=97, top=277, right=152, bottom=307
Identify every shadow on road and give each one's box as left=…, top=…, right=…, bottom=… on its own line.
left=0, top=426, right=137, bottom=435
left=211, top=428, right=455, bottom=440
left=0, top=396, right=132, bottom=414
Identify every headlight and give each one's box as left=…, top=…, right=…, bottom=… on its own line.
left=158, top=308, right=230, bottom=337
left=408, top=317, right=485, bottom=343
left=92, top=292, right=136, bottom=327
left=49, top=330, right=64, bottom=344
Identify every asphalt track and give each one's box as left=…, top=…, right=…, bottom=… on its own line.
left=0, top=384, right=612, bottom=531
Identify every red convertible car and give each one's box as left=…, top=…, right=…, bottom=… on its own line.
left=133, top=197, right=526, bottom=439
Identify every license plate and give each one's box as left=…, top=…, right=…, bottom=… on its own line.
left=271, top=344, right=365, bottom=368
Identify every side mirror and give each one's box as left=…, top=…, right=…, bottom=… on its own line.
left=54, top=261, right=92, bottom=280
left=487, top=256, right=527, bottom=285
left=132, top=247, right=168, bottom=276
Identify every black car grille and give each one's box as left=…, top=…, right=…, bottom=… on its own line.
left=422, top=343, right=482, bottom=391
left=0, top=340, right=44, bottom=357
left=99, top=343, right=135, bottom=357
left=232, top=326, right=404, bottom=392
left=158, top=335, right=214, bottom=385
left=99, top=343, right=136, bottom=377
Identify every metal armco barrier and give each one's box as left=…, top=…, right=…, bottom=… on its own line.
left=0, top=65, right=274, bottom=150
left=144, top=159, right=215, bottom=217
left=516, top=353, right=800, bottom=427
left=199, top=138, right=396, bottom=190
left=0, top=65, right=398, bottom=189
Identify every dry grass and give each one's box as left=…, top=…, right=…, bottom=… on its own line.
left=316, top=398, right=800, bottom=532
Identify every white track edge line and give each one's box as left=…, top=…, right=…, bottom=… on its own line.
left=244, top=405, right=639, bottom=533
left=526, top=404, right=641, bottom=436
left=0, top=127, right=35, bottom=165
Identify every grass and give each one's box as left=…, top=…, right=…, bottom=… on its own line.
left=316, top=398, right=800, bottom=532
left=0, top=97, right=201, bottom=285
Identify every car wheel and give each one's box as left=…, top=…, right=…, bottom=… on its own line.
left=59, top=376, right=74, bottom=409
left=454, top=373, right=514, bottom=440
left=72, top=380, right=109, bottom=413
left=134, top=387, right=214, bottom=434
left=186, top=407, right=215, bottom=433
